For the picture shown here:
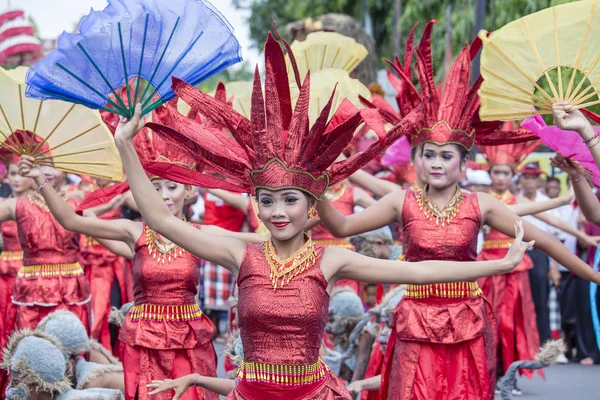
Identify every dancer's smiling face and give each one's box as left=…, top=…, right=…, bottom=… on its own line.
left=421, top=143, right=467, bottom=189
left=151, top=178, right=192, bottom=218
left=489, top=164, right=514, bottom=193
left=257, top=188, right=312, bottom=241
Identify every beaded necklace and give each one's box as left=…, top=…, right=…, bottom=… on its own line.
left=144, top=224, right=185, bottom=264
left=415, top=184, right=463, bottom=227
left=263, top=235, right=316, bottom=291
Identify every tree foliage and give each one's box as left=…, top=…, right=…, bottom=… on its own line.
left=233, top=0, right=579, bottom=76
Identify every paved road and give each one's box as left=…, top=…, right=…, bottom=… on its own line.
left=214, top=341, right=600, bottom=399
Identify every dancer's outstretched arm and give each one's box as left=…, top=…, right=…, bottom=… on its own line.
left=114, top=104, right=248, bottom=274
left=147, top=375, right=234, bottom=398
left=317, top=191, right=404, bottom=238
left=510, top=192, right=573, bottom=216
left=322, top=221, right=533, bottom=285
left=551, top=153, right=600, bottom=225
left=480, top=192, right=600, bottom=284
left=19, top=156, right=141, bottom=250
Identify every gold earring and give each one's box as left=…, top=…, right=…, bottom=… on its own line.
left=184, top=194, right=190, bottom=200
left=308, top=207, right=318, bottom=220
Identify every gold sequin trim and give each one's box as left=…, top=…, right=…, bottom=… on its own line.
left=263, top=234, right=317, bottom=291
left=1, top=250, right=23, bottom=261
left=18, top=262, right=84, bottom=279
left=236, top=357, right=329, bottom=386
left=128, top=303, right=203, bottom=322
left=415, top=185, right=463, bottom=228
left=482, top=239, right=514, bottom=250
left=405, top=281, right=482, bottom=299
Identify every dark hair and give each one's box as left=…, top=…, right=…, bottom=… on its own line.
left=546, top=176, right=560, bottom=185
left=419, top=143, right=469, bottom=160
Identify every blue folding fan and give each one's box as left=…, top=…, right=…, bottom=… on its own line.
left=25, top=0, right=242, bottom=117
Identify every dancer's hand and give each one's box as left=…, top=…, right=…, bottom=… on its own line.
left=114, top=103, right=145, bottom=143
left=346, top=380, right=364, bottom=396
left=552, top=102, right=592, bottom=136
left=503, top=220, right=535, bottom=271
left=147, top=376, right=194, bottom=400
left=550, top=153, right=586, bottom=181
left=17, top=155, right=43, bottom=184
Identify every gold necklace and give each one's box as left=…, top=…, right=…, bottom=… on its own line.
left=415, top=184, right=463, bottom=227
left=489, top=189, right=512, bottom=204
left=325, top=182, right=347, bottom=202
left=144, top=225, right=185, bottom=264
left=28, top=191, right=68, bottom=213
left=263, top=235, right=317, bottom=291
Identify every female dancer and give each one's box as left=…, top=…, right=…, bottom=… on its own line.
left=0, top=156, right=33, bottom=345
left=315, top=37, right=600, bottom=399
left=18, top=127, right=261, bottom=400
left=111, top=32, right=532, bottom=399
left=0, top=137, right=90, bottom=333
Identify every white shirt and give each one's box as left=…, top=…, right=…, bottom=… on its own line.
left=552, top=203, right=580, bottom=272
left=520, top=190, right=557, bottom=234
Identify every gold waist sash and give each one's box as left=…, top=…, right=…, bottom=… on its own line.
left=405, top=282, right=482, bottom=299
left=18, top=262, right=83, bottom=279
left=313, top=239, right=353, bottom=249
left=236, top=357, right=329, bottom=386
left=1, top=250, right=23, bottom=261
left=482, top=239, right=513, bottom=250
left=128, top=303, right=203, bottom=322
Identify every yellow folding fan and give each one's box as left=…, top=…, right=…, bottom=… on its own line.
left=478, top=0, right=600, bottom=121
left=0, top=67, right=123, bottom=181
left=288, top=31, right=368, bottom=79
left=289, top=68, right=371, bottom=128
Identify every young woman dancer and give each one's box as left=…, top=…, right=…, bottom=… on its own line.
left=315, top=38, right=600, bottom=400
left=18, top=126, right=261, bottom=400
left=111, top=32, right=532, bottom=400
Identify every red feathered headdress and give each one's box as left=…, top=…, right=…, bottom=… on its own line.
left=146, top=30, right=421, bottom=199
left=478, top=121, right=541, bottom=170
left=363, top=21, right=537, bottom=150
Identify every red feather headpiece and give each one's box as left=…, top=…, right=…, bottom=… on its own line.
left=478, top=121, right=541, bottom=171
left=147, top=31, right=421, bottom=199
left=363, top=20, right=537, bottom=150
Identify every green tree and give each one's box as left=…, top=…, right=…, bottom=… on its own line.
left=233, top=0, right=579, bottom=77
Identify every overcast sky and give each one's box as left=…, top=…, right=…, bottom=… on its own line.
left=17, top=0, right=259, bottom=68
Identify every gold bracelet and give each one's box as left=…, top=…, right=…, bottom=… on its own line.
left=589, top=138, right=600, bottom=149
left=571, top=174, right=585, bottom=183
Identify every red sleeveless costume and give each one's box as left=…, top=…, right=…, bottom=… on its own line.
left=383, top=190, right=496, bottom=400
left=12, top=195, right=90, bottom=330
left=227, top=241, right=350, bottom=400
left=80, top=206, right=128, bottom=352
left=312, top=183, right=361, bottom=296
left=0, top=220, right=22, bottom=346
left=477, top=190, right=540, bottom=378
left=119, top=223, right=218, bottom=400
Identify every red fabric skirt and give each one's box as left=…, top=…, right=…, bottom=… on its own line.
left=478, top=270, right=541, bottom=378
left=226, top=371, right=351, bottom=400
left=360, top=342, right=384, bottom=400
left=120, top=342, right=218, bottom=400
left=384, top=297, right=497, bottom=400
left=0, top=274, right=17, bottom=346
left=13, top=302, right=89, bottom=332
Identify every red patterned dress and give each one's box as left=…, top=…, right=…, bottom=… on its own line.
left=119, top=223, right=218, bottom=400
left=477, top=190, right=540, bottom=377
left=312, top=183, right=361, bottom=295
left=0, top=220, right=22, bottom=346
left=79, top=206, right=127, bottom=351
left=12, top=193, right=90, bottom=330
left=383, top=190, right=496, bottom=400
left=228, top=239, right=350, bottom=400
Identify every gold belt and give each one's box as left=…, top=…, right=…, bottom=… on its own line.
left=313, top=239, right=353, bottom=249
left=482, top=239, right=513, bottom=250
left=405, top=282, right=482, bottom=299
left=237, top=357, right=329, bottom=386
left=1, top=250, right=23, bottom=261
left=18, top=262, right=83, bottom=279
left=128, top=303, right=203, bottom=322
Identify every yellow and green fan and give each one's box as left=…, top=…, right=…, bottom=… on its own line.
left=478, top=0, right=600, bottom=121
